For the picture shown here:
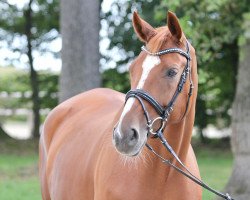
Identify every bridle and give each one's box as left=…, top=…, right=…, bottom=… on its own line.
left=126, top=41, right=193, bottom=136
left=124, top=40, right=234, bottom=200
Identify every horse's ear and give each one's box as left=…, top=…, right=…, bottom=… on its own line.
left=132, top=11, right=156, bottom=43
left=167, top=11, right=182, bottom=40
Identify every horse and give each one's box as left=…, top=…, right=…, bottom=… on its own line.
left=39, top=11, right=202, bottom=200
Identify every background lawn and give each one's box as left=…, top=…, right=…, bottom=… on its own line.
left=0, top=139, right=41, bottom=200
left=195, top=144, right=233, bottom=200
left=0, top=138, right=233, bottom=200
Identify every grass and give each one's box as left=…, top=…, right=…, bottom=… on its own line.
left=194, top=143, right=233, bottom=200
left=0, top=138, right=41, bottom=200
left=0, top=138, right=233, bottom=200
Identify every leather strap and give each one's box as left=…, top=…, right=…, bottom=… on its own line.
left=146, top=130, right=234, bottom=200
left=126, top=41, right=192, bottom=122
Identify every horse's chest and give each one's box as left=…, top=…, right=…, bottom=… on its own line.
left=95, top=163, right=169, bottom=200
left=96, top=180, right=167, bottom=200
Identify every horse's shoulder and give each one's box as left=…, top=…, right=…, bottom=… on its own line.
left=78, top=88, right=125, bottom=103
left=41, top=88, right=124, bottom=152
left=40, top=101, right=73, bottom=153
left=64, top=88, right=125, bottom=111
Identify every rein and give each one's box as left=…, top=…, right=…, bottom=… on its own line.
left=125, top=41, right=234, bottom=200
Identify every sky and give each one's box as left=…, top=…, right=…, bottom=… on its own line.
left=0, top=0, right=113, bottom=72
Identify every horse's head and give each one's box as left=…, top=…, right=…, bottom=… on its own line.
left=113, top=11, right=197, bottom=157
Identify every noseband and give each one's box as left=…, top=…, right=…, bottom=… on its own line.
left=124, top=41, right=234, bottom=200
left=126, top=41, right=193, bottom=136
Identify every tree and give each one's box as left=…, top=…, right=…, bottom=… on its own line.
left=25, top=0, right=40, bottom=138
left=59, top=0, right=101, bottom=102
left=0, top=0, right=59, bottom=137
left=0, top=66, right=59, bottom=114
left=224, top=13, right=250, bottom=199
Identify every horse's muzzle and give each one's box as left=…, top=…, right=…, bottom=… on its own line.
left=112, top=126, right=141, bottom=156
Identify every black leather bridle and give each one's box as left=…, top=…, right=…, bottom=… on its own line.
left=124, top=41, right=234, bottom=200
left=126, top=41, right=193, bottom=136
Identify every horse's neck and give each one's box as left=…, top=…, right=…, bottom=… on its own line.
left=142, top=104, right=195, bottom=177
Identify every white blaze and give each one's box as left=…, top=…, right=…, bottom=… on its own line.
left=116, top=98, right=135, bottom=136
left=137, top=55, right=161, bottom=89
left=117, top=55, right=161, bottom=131
left=120, top=98, right=135, bottom=121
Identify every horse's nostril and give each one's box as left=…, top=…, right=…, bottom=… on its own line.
left=130, top=128, right=139, bottom=142
left=113, top=125, right=142, bottom=155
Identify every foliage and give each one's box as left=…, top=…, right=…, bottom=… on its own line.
left=0, top=67, right=29, bottom=92
left=0, top=0, right=59, bottom=59
left=156, top=0, right=249, bottom=129
left=101, top=0, right=162, bottom=69
left=39, top=71, right=58, bottom=109
left=0, top=66, right=30, bottom=110
left=102, top=68, right=130, bottom=93
left=0, top=66, right=58, bottom=114
left=101, top=0, right=250, bottom=135
left=0, top=0, right=60, bottom=136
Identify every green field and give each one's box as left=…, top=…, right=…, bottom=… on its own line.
left=195, top=145, right=233, bottom=200
left=0, top=139, right=41, bottom=200
left=0, top=139, right=233, bottom=200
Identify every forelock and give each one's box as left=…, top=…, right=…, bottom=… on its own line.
left=146, top=27, right=169, bottom=53
left=146, top=26, right=186, bottom=53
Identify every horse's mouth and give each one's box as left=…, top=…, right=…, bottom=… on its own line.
left=123, top=139, right=147, bottom=157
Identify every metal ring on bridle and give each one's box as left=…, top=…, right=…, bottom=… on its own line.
left=148, top=117, right=166, bottom=135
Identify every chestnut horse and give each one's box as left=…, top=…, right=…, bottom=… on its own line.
left=39, top=11, right=202, bottom=200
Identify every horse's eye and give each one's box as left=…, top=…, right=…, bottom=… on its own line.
left=166, top=69, right=178, bottom=78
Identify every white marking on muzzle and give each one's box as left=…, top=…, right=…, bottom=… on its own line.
left=116, top=98, right=135, bottom=136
